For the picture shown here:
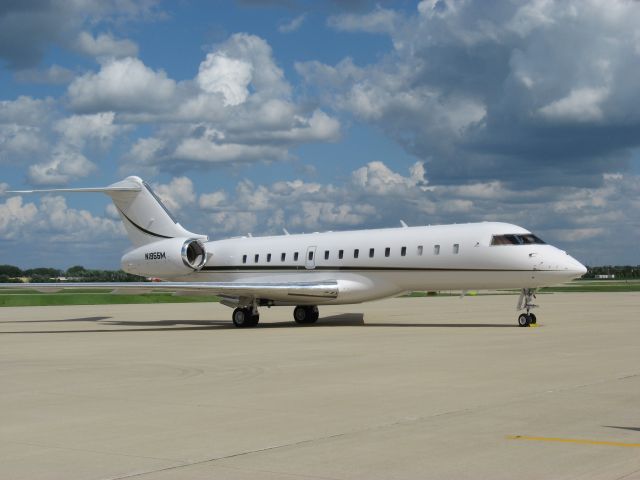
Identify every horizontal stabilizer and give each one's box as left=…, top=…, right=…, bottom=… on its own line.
left=7, top=178, right=142, bottom=195
left=7, top=186, right=141, bottom=194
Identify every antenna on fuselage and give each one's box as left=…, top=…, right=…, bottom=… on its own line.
left=283, top=228, right=290, bottom=235
left=400, top=220, right=408, bottom=228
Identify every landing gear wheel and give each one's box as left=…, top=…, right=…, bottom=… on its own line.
left=293, top=305, right=319, bottom=324
left=518, top=313, right=531, bottom=327
left=232, top=308, right=259, bottom=328
left=529, top=313, right=537, bottom=324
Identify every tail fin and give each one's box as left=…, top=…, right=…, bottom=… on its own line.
left=9, top=176, right=207, bottom=247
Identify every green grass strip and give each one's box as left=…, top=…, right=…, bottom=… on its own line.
left=0, top=293, right=220, bottom=307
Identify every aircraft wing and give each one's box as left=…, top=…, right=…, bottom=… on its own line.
left=0, top=281, right=339, bottom=302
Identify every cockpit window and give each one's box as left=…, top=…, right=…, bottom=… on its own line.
left=491, top=234, right=546, bottom=246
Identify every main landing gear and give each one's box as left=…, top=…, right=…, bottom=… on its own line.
left=232, top=307, right=259, bottom=328
left=293, top=305, right=319, bottom=324
left=230, top=304, right=320, bottom=328
left=516, top=288, right=538, bottom=327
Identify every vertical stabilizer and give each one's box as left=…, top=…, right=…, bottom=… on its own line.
left=106, top=176, right=207, bottom=246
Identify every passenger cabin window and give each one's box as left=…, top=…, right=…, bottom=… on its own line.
left=308, top=251, right=314, bottom=261
left=453, top=244, right=459, bottom=254
left=434, top=245, right=440, bottom=255
left=339, top=250, right=344, bottom=259
left=401, top=246, right=407, bottom=256
left=281, top=253, right=286, bottom=261
left=385, top=247, right=390, bottom=257
left=354, top=249, right=359, bottom=259
left=417, top=245, right=423, bottom=256
left=369, top=248, right=375, bottom=258
left=267, top=253, right=272, bottom=262
left=324, top=250, right=329, bottom=260
left=491, top=234, right=546, bottom=246
left=242, top=255, right=247, bottom=264
left=294, top=252, right=299, bottom=261
left=254, top=254, right=259, bottom=263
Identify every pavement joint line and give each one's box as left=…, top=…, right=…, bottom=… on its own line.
left=613, top=466, right=640, bottom=480
left=507, top=435, right=640, bottom=448
left=105, top=432, right=356, bottom=480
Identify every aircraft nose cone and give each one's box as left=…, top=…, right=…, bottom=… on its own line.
left=567, top=257, right=587, bottom=278
left=577, top=262, right=587, bottom=276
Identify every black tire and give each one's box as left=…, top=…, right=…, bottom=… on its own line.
left=294, top=306, right=318, bottom=324
left=233, top=308, right=257, bottom=328
left=518, top=313, right=530, bottom=327
left=529, top=313, right=537, bottom=324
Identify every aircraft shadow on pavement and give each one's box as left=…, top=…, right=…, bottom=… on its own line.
left=0, top=313, right=515, bottom=334
left=0, top=316, right=110, bottom=324
left=604, top=425, right=640, bottom=432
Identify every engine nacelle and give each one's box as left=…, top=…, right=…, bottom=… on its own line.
left=121, top=237, right=208, bottom=277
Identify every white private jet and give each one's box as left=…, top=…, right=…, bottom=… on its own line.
left=6, top=176, right=587, bottom=328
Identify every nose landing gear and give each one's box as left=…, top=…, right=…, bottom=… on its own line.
left=516, top=288, right=538, bottom=327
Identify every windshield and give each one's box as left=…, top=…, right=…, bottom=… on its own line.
left=491, top=234, right=546, bottom=246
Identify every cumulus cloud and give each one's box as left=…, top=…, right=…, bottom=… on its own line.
left=173, top=139, right=289, bottom=164
left=75, top=31, right=139, bottom=59
left=54, top=112, right=125, bottom=150
left=0, top=0, right=161, bottom=69
left=27, top=148, right=96, bottom=186
left=351, top=161, right=428, bottom=195
left=14, top=65, right=75, bottom=84
left=328, top=7, right=400, bottom=34
left=0, top=96, right=52, bottom=164
left=0, top=194, right=123, bottom=242
left=68, top=57, right=176, bottom=113
left=538, top=87, right=609, bottom=123
left=279, top=14, right=307, bottom=33
left=8, top=110, right=128, bottom=186
left=107, top=34, right=341, bottom=171
left=151, top=176, right=196, bottom=211
left=299, top=0, right=640, bottom=188
left=197, top=54, right=253, bottom=106
left=0, top=96, right=53, bottom=125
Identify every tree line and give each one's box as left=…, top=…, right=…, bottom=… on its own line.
left=581, top=265, right=640, bottom=279
left=0, top=264, right=638, bottom=283
left=0, top=265, right=146, bottom=283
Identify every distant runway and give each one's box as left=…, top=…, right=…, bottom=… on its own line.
left=1, top=293, right=639, bottom=479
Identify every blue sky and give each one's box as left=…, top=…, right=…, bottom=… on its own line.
left=0, top=0, right=639, bottom=269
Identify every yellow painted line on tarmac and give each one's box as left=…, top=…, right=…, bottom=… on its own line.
left=507, top=435, right=640, bottom=448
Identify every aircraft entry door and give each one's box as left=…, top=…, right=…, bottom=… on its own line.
left=305, top=246, right=317, bottom=270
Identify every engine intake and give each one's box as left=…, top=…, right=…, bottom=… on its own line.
left=182, top=238, right=206, bottom=270
left=121, top=237, right=209, bottom=278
